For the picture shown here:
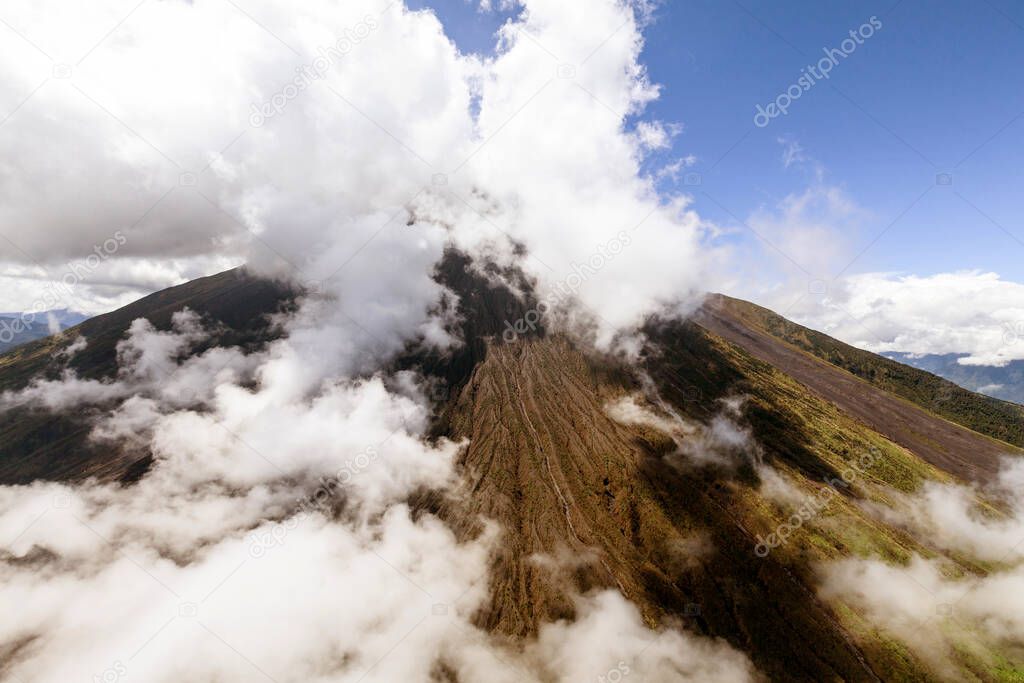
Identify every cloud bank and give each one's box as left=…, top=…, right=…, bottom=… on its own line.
left=0, top=1, right=756, bottom=681
left=818, top=457, right=1024, bottom=677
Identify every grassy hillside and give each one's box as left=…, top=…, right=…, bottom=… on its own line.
left=432, top=316, right=1022, bottom=680
left=704, top=294, right=1024, bottom=449
left=885, top=351, right=1024, bottom=405
left=2, top=269, right=1022, bottom=679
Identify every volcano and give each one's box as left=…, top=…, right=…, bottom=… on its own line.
left=3, top=257, right=1023, bottom=682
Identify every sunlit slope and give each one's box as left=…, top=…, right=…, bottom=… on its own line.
left=2, top=270, right=1023, bottom=680
left=700, top=293, right=1024, bottom=451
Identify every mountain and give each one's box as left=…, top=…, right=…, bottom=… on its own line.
left=0, top=270, right=295, bottom=483
left=0, top=309, right=90, bottom=354
left=883, top=352, right=1024, bottom=405
left=2, top=262, right=1023, bottom=681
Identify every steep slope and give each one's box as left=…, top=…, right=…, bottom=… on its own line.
left=696, top=294, right=1023, bottom=482
left=437, top=334, right=893, bottom=681
left=0, top=269, right=294, bottom=484
left=700, top=294, right=1024, bottom=449
left=3, top=269, right=1024, bottom=680
left=433, top=315, right=1024, bottom=681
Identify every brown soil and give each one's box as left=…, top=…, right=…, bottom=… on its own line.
left=696, top=298, right=1016, bottom=483
left=439, top=335, right=884, bottom=681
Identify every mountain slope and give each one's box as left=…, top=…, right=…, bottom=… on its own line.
left=884, top=351, right=1024, bottom=405
left=0, top=310, right=89, bottom=354
left=2, top=269, right=1023, bottom=681
left=0, top=269, right=294, bottom=484
left=696, top=294, right=1023, bottom=482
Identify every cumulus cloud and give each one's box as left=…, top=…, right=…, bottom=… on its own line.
left=0, top=1, right=759, bottom=680
left=794, top=271, right=1024, bottom=366
left=0, top=0, right=711, bottom=350
left=818, top=457, right=1024, bottom=676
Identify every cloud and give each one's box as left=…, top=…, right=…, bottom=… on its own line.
left=0, top=328, right=758, bottom=680
left=715, top=175, right=867, bottom=311
left=716, top=149, right=1024, bottom=369
left=791, top=271, right=1024, bottom=366
left=0, top=0, right=712, bottom=350
left=818, top=457, right=1024, bottom=676
left=819, top=555, right=1024, bottom=678
left=0, top=1, right=758, bottom=680
left=862, top=456, right=1024, bottom=564
left=777, top=135, right=807, bottom=169
left=634, top=120, right=682, bottom=151
left=605, top=393, right=761, bottom=468
left=748, top=183, right=864, bottom=282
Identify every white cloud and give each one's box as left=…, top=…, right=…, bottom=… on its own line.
left=793, top=271, right=1024, bottom=366
left=0, top=0, right=712, bottom=352
left=634, top=119, right=682, bottom=151
left=818, top=457, right=1024, bottom=675
left=606, top=393, right=761, bottom=468
left=0, top=1, right=758, bottom=680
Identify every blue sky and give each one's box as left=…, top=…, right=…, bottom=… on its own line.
left=412, top=0, right=1024, bottom=282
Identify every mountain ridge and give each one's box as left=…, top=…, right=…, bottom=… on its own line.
left=2, top=266, right=1022, bottom=681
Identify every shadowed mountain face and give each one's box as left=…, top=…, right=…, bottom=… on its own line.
left=2, top=263, right=1022, bottom=681
left=0, top=269, right=296, bottom=484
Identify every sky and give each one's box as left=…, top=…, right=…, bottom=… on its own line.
left=2, top=3, right=1024, bottom=681
left=2, top=0, right=1024, bottom=364
left=405, top=0, right=1024, bottom=365
left=0, top=3, right=764, bottom=680
left=417, top=0, right=1024, bottom=279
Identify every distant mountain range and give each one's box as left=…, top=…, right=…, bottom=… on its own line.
left=0, top=310, right=90, bottom=354
left=883, top=352, right=1024, bottom=405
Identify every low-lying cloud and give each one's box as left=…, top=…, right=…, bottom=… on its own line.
left=817, top=456, right=1024, bottom=677
left=0, top=1, right=757, bottom=680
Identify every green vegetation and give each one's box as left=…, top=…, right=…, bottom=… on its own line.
left=3, top=265, right=1023, bottom=681
left=711, top=294, right=1024, bottom=448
